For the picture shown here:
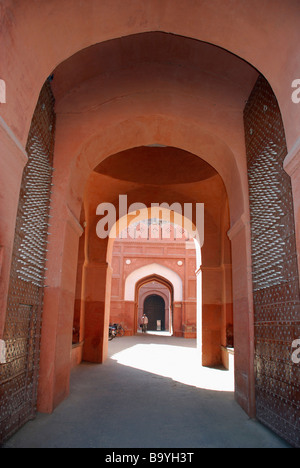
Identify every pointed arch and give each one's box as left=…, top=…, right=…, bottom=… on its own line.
left=125, top=263, right=183, bottom=302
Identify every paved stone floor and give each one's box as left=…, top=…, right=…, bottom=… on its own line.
left=2, top=335, right=291, bottom=448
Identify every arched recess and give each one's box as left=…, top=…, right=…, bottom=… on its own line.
left=40, top=121, right=239, bottom=416
left=143, top=295, right=166, bottom=332
left=107, top=205, right=202, bottom=271
left=135, top=274, right=174, bottom=335
left=125, top=264, right=182, bottom=303
left=5, top=24, right=293, bottom=435
left=62, top=108, right=247, bottom=228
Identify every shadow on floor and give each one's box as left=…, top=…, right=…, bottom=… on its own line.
left=2, top=335, right=291, bottom=448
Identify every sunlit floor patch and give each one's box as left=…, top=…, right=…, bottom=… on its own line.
left=110, top=341, right=235, bottom=392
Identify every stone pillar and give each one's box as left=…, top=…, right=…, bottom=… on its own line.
left=228, top=214, right=256, bottom=418
left=173, top=302, right=183, bottom=337
left=196, top=266, right=203, bottom=361
left=82, top=261, right=112, bottom=363
left=124, top=301, right=135, bottom=335
left=38, top=205, right=83, bottom=413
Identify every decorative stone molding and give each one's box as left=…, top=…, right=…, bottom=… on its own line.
left=0, top=246, right=3, bottom=277
left=66, top=205, right=84, bottom=237
left=227, top=213, right=248, bottom=241
left=0, top=80, right=6, bottom=104
left=284, top=137, right=300, bottom=177
left=0, top=115, right=28, bottom=165
left=124, top=263, right=183, bottom=302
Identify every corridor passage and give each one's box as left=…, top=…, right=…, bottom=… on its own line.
left=2, top=336, right=290, bottom=448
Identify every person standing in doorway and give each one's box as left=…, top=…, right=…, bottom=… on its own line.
left=141, top=314, right=149, bottom=333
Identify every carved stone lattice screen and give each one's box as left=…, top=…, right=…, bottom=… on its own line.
left=244, top=76, right=300, bottom=447
left=0, top=80, right=55, bottom=443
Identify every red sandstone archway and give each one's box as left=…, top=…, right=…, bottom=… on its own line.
left=1, top=6, right=299, bottom=344
left=38, top=126, right=241, bottom=415
left=135, top=275, right=174, bottom=335
left=0, top=3, right=299, bottom=447
left=105, top=208, right=201, bottom=344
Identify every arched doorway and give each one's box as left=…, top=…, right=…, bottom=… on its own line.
left=110, top=209, right=199, bottom=341
left=138, top=280, right=171, bottom=334
left=143, top=295, right=166, bottom=332
left=0, top=3, right=299, bottom=448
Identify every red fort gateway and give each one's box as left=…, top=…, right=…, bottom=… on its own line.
left=0, top=0, right=299, bottom=448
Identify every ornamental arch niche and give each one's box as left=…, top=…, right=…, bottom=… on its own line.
left=0, top=3, right=299, bottom=448
left=124, top=264, right=183, bottom=304
left=136, top=275, right=174, bottom=335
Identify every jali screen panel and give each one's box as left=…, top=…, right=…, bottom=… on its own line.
left=244, top=75, right=300, bottom=447
left=0, top=80, right=55, bottom=443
